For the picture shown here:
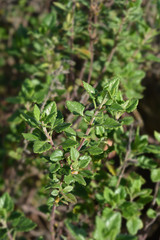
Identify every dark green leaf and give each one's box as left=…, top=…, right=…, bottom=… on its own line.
left=54, top=123, right=71, bottom=133
left=0, top=228, right=7, bottom=238
left=33, top=141, right=51, bottom=153
left=21, top=112, right=38, bottom=127
left=49, top=163, right=60, bottom=173
left=61, top=139, right=77, bottom=149
left=88, top=146, right=103, bottom=155
left=116, top=234, right=137, bottom=240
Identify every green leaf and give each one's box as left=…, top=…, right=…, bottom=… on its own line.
left=50, top=149, right=63, bottom=162
left=81, top=170, right=93, bottom=178
left=22, top=133, right=39, bottom=141
left=104, top=187, right=114, bottom=205
left=70, top=148, right=80, bottom=161
left=105, top=78, right=120, bottom=98
left=108, top=102, right=124, bottom=112
left=43, top=10, right=56, bottom=28
left=64, top=175, right=74, bottom=185
left=151, top=168, right=160, bottom=182
left=137, top=156, right=157, bottom=169
left=49, top=163, right=60, bottom=173
left=53, top=2, right=66, bottom=11
left=104, top=209, right=121, bottom=239
left=146, top=53, right=160, bottom=63
left=103, top=117, right=121, bottom=128
left=33, top=141, right=51, bottom=153
left=12, top=216, right=37, bottom=232
left=120, top=202, right=141, bottom=219
left=63, top=186, right=73, bottom=193
left=54, top=111, right=64, bottom=126
left=61, top=139, right=77, bottom=149
left=73, top=174, right=86, bottom=186
left=146, top=145, right=160, bottom=154
left=126, top=99, right=138, bottom=113
left=64, top=127, right=76, bottom=136
left=126, top=217, right=143, bottom=235
left=0, top=192, right=14, bottom=213
left=21, top=112, right=38, bottom=127
left=51, top=189, right=59, bottom=196
left=54, top=123, right=71, bottom=133
left=33, top=104, right=40, bottom=121
left=66, top=101, right=85, bottom=116
left=94, top=208, right=121, bottom=240
left=154, top=131, right=160, bottom=142
left=33, top=89, right=47, bottom=104
left=42, top=102, right=57, bottom=125
left=147, top=208, right=157, bottom=219
left=83, top=81, right=96, bottom=99
left=88, top=146, right=103, bottom=155
left=63, top=193, right=77, bottom=203
left=79, top=155, right=92, bottom=168
left=156, top=188, right=160, bottom=205
left=65, top=221, right=86, bottom=240
left=120, top=116, right=134, bottom=125
left=96, top=126, right=105, bottom=136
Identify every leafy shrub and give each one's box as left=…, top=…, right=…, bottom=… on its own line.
left=1, top=0, right=160, bottom=240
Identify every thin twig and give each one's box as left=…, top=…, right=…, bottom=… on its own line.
left=68, top=0, right=76, bottom=84
left=77, top=97, right=106, bottom=152
left=139, top=211, right=160, bottom=240
left=21, top=204, right=48, bottom=220
left=116, top=125, right=133, bottom=187
left=49, top=204, right=56, bottom=240
left=42, top=123, right=56, bottom=150
left=87, top=0, right=99, bottom=84
left=105, top=0, right=114, bottom=8
left=1, top=221, right=14, bottom=240
left=152, top=182, right=160, bottom=206
left=138, top=182, right=160, bottom=240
